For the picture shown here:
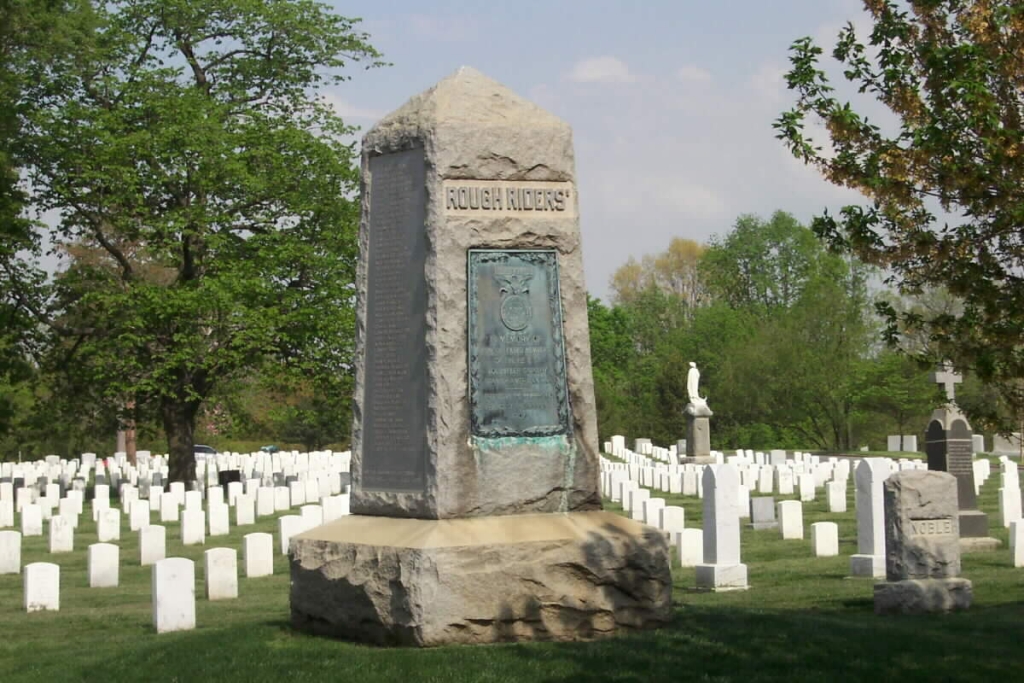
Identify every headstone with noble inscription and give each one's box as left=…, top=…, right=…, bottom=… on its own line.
left=924, top=363, right=997, bottom=549
left=874, top=470, right=972, bottom=614
left=289, top=67, right=671, bottom=646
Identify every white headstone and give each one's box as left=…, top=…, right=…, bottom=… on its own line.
left=204, top=548, right=238, bottom=601
left=641, top=498, right=666, bottom=527
left=677, top=528, right=704, bottom=567
left=798, top=473, right=815, bottom=502
left=278, top=515, right=304, bottom=555
left=21, top=503, right=42, bottom=536
left=235, top=495, right=255, bottom=526
left=811, top=521, right=839, bottom=557
left=181, top=508, right=205, bottom=545
left=257, top=487, right=275, bottom=517
left=88, top=542, right=119, bottom=587
left=274, top=486, right=291, bottom=511
left=850, top=458, right=890, bottom=577
left=695, top=464, right=748, bottom=590
left=826, top=480, right=847, bottom=513
left=1011, top=519, right=1024, bottom=568
left=227, top=481, right=243, bottom=506
left=999, top=486, right=1022, bottom=528
left=300, top=504, right=324, bottom=531
left=242, top=532, right=274, bottom=578
left=24, top=562, right=59, bottom=612
left=208, top=503, right=230, bottom=537
left=49, top=515, right=74, bottom=553
left=0, top=499, right=13, bottom=528
left=140, top=525, right=166, bottom=566
left=97, top=508, right=121, bottom=542
left=659, top=506, right=685, bottom=536
left=0, top=530, right=21, bottom=574
left=887, top=435, right=901, bottom=452
left=778, top=500, right=804, bottom=540
left=152, top=557, right=196, bottom=633
left=160, top=495, right=179, bottom=523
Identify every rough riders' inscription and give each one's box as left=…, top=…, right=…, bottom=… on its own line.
left=468, top=250, right=570, bottom=438
left=444, top=180, right=576, bottom=217
left=909, top=519, right=954, bottom=536
left=362, top=149, right=427, bottom=493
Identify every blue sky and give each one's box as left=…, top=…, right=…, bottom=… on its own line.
left=325, top=0, right=875, bottom=302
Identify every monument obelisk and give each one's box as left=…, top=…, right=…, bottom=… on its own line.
left=289, top=67, right=671, bottom=645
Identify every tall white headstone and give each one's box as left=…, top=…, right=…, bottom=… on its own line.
left=48, top=515, right=74, bottom=553
left=97, top=508, right=122, bottom=542
left=140, top=525, right=166, bottom=566
left=850, top=458, right=890, bottom=577
left=695, top=464, right=748, bottom=590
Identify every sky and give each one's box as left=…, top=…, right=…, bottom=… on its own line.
left=325, top=0, right=877, bottom=302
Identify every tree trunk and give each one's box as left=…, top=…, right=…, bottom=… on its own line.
left=162, top=398, right=200, bottom=484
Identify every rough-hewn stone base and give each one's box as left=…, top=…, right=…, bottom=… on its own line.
left=874, top=578, right=973, bottom=615
left=959, top=536, right=1001, bottom=553
left=289, top=511, right=672, bottom=646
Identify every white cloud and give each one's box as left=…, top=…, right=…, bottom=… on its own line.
left=322, top=93, right=385, bottom=122
left=566, top=56, right=637, bottom=84
left=677, top=65, right=712, bottom=84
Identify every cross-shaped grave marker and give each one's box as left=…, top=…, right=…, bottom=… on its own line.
left=930, top=361, right=963, bottom=403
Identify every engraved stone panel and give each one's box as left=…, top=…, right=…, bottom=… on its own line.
left=468, top=250, right=570, bottom=438
left=362, top=149, right=427, bottom=493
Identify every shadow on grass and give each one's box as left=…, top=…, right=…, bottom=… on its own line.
left=508, top=600, right=1024, bottom=683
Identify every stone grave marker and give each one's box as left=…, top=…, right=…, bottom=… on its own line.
left=235, top=495, right=255, bottom=526
left=749, top=496, right=777, bottom=530
left=204, top=548, right=238, bottom=601
left=140, top=525, right=166, bottom=566
left=289, top=68, right=670, bottom=646
left=874, top=470, right=972, bottom=614
left=49, top=515, right=73, bottom=553
left=811, top=522, right=839, bottom=557
left=0, top=530, right=21, bottom=574
left=97, top=508, right=121, bottom=542
left=695, top=464, right=748, bottom=590
left=243, top=532, right=274, bottom=578
left=24, top=562, right=59, bottom=612
left=925, top=364, right=996, bottom=548
left=152, top=558, right=196, bottom=633
left=778, top=500, right=804, bottom=540
left=88, top=543, right=119, bottom=588
left=181, top=509, right=205, bottom=546
left=851, top=458, right=890, bottom=578
left=21, top=503, right=42, bottom=536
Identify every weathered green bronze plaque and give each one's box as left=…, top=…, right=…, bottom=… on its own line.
left=468, top=250, right=571, bottom=437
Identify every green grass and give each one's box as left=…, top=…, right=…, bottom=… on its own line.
left=1, top=457, right=1022, bottom=683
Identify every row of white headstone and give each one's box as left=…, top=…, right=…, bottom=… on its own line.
left=20, top=538, right=275, bottom=633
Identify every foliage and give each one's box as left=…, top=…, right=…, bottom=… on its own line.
left=589, top=211, right=947, bottom=451
left=775, top=0, right=1024, bottom=421
left=4, top=0, right=382, bottom=478
left=609, top=237, right=707, bottom=313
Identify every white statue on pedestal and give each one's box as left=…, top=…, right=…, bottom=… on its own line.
left=685, top=361, right=712, bottom=416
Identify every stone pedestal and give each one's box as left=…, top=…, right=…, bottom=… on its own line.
left=289, top=511, right=671, bottom=646
left=874, top=578, right=973, bottom=615
left=685, top=402, right=712, bottom=459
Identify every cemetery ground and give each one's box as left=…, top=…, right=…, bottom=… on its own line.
left=1, top=458, right=1022, bottom=682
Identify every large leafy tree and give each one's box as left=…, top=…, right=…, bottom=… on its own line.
left=6, top=0, right=382, bottom=480
left=775, top=0, right=1024, bottom=413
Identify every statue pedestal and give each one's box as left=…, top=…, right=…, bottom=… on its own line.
left=685, top=402, right=713, bottom=459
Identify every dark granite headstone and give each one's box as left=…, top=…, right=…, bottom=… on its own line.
left=152, top=473, right=163, bottom=487
left=218, top=470, right=242, bottom=487
left=13, top=477, right=24, bottom=490
left=273, top=472, right=286, bottom=487
left=927, top=417, right=987, bottom=537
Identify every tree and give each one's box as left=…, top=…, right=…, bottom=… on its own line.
left=609, top=237, right=707, bottom=313
left=775, top=0, right=1024, bottom=414
left=6, top=1, right=382, bottom=480
left=701, top=211, right=823, bottom=313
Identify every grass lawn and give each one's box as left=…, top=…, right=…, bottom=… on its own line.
left=1, top=456, right=1022, bottom=682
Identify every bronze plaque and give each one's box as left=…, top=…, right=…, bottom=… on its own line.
left=361, top=149, right=427, bottom=492
left=468, top=250, right=571, bottom=437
